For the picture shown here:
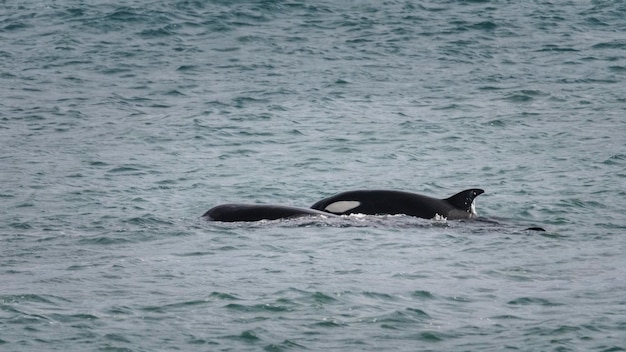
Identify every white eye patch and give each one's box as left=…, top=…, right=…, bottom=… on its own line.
left=325, top=201, right=361, bottom=213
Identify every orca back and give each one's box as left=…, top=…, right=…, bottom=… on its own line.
left=311, top=188, right=485, bottom=219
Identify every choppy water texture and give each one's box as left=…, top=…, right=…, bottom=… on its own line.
left=2, top=1, right=626, bottom=351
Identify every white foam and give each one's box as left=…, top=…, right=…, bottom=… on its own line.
left=432, top=213, right=448, bottom=222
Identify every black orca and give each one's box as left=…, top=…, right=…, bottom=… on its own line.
left=203, top=203, right=337, bottom=222
left=310, top=189, right=485, bottom=220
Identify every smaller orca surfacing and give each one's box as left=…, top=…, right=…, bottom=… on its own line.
left=310, top=189, right=485, bottom=220
left=203, top=204, right=336, bottom=222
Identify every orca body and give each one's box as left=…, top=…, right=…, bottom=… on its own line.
left=310, top=189, right=484, bottom=220
left=203, top=203, right=337, bottom=222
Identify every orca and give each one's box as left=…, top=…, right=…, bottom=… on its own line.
left=203, top=203, right=337, bottom=222
left=310, top=189, right=485, bottom=220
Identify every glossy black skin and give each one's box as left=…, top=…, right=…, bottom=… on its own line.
left=310, top=189, right=485, bottom=220
left=202, top=189, right=545, bottom=230
left=203, top=203, right=337, bottom=222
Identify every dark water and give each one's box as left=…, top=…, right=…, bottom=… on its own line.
left=1, top=1, right=625, bottom=351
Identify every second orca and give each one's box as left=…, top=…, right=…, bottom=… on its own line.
left=203, top=203, right=337, bottom=222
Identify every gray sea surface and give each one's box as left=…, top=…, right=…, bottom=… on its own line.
left=1, top=1, right=625, bottom=351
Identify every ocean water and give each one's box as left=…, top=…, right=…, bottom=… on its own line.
left=1, top=0, right=625, bottom=351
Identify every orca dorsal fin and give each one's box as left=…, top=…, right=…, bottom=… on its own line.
left=444, top=189, right=485, bottom=211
